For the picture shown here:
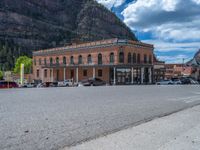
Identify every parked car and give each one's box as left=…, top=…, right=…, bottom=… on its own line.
left=156, top=79, right=173, bottom=85
left=37, top=83, right=46, bottom=88
left=81, top=78, right=106, bottom=86
left=0, top=81, right=19, bottom=89
left=180, top=77, right=199, bottom=85
left=171, top=78, right=182, bottom=85
left=58, top=79, right=73, bottom=87
left=22, top=83, right=34, bottom=88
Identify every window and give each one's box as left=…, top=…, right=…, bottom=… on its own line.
left=44, top=69, right=47, bottom=78
left=149, top=55, right=152, bottom=64
left=137, top=54, right=141, bottom=63
left=132, top=53, right=136, bottom=63
left=34, top=59, right=36, bottom=66
left=70, top=70, right=74, bottom=79
left=110, top=53, right=114, bottom=64
left=39, top=58, right=41, bottom=65
left=78, top=55, right=82, bottom=64
left=44, top=58, right=47, bottom=65
left=56, top=57, right=59, bottom=65
left=119, top=52, right=124, bottom=63
left=98, top=53, right=102, bottom=65
left=144, top=54, right=147, bottom=64
left=83, top=70, right=87, bottom=76
left=37, top=69, right=40, bottom=78
left=98, top=69, right=103, bottom=77
left=88, top=54, right=92, bottom=64
left=128, top=53, right=131, bottom=64
left=50, top=58, right=53, bottom=66
left=63, top=57, right=66, bottom=65
left=70, top=56, right=74, bottom=64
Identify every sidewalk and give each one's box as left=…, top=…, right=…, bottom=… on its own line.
left=65, top=105, right=200, bottom=150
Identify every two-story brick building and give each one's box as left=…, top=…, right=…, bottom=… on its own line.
left=32, top=38, right=154, bottom=85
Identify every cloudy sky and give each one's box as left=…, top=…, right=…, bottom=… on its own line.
left=96, top=0, right=200, bottom=63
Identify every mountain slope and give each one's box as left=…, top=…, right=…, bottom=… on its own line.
left=0, top=0, right=137, bottom=70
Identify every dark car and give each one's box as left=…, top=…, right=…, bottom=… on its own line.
left=81, top=78, right=106, bottom=86
left=0, top=81, right=19, bottom=89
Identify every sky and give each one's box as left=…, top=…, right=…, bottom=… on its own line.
left=96, top=0, right=200, bottom=63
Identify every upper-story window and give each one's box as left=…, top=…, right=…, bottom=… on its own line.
left=50, top=57, right=53, bottom=66
left=70, top=56, right=74, bottom=65
left=144, top=54, right=147, bottom=64
left=39, top=58, right=42, bottom=65
left=149, top=55, right=152, bottom=64
left=44, top=58, right=47, bottom=65
left=98, top=53, right=102, bottom=65
left=132, top=53, right=136, bottom=63
left=137, top=54, right=141, bottom=63
left=34, top=59, right=36, bottom=66
left=110, top=52, right=114, bottom=64
left=63, top=56, right=66, bottom=65
left=78, top=55, right=82, bottom=64
left=88, top=54, right=92, bottom=64
left=128, top=53, right=132, bottom=64
left=56, top=57, right=59, bottom=65
left=119, top=52, right=124, bottom=63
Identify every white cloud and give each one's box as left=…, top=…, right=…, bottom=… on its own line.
left=157, top=55, right=189, bottom=63
left=143, top=39, right=200, bottom=52
left=96, top=0, right=125, bottom=9
left=122, top=0, right=200, bottom=42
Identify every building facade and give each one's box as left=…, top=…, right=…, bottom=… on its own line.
left=32, top=39, right=154, bottom=85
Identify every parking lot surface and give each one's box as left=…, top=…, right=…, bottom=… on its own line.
left=0, top=85, right=200, bottom=150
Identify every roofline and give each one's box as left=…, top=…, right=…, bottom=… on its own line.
left=33, top=38, right=154, bottom=56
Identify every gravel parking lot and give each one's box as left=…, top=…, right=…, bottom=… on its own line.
left=0, top=85, right=200, bottom=150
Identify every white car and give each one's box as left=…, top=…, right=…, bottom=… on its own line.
left=156, top=80, right=173, bottom=85
left=58, top=79, right=73, bottom=87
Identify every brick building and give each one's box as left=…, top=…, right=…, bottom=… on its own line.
left=32, top=39, right=155, bottom=85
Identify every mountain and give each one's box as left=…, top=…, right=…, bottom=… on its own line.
left=187, top=49, right=200, bottom=66
left=0, top=0, right=137, bottom=70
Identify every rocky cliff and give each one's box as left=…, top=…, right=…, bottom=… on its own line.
left=187, top=49, right=200, bottom=66
left=0, top=0, right=136, bottom=70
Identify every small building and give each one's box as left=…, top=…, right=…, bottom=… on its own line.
left=153, top=56, right=165, bottom=82
left=165, top=64, right=193, bottom=79
left=32, top=38, right=155, bottom=85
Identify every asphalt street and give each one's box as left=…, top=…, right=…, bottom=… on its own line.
left=0, top=85, right=200, bottom=150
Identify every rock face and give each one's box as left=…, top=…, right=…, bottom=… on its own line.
left=187, top=49, right=200, bottom=66
left=0, top=0, right=136, bottom=70
left=0, top=0, right=136, bottom=50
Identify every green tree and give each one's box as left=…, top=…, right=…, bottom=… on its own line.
left=14, top=56, right=32, bottom=74
left=0, top=70, right=3, bottom=80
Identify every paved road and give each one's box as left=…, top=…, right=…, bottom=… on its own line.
left=0, top=85, right=200, bottom=150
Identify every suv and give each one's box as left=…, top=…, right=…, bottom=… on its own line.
left=81, top=78, right=106, bottom=86
left=58, top=79, right=73, bottom=87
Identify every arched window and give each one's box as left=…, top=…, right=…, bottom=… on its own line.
left=149, top=55, right=152, bottom=64
left=144, top=54, right=147, bottom=64
left=44, top=58, right=47, bottom=65
left=137, top=54, right=141, bottom=63
left=78, top=55, right=82, bottom=64
left=70, top=56, right=74, bottom=65
left=63, top=56, right=66, bottom=65
left=50, top=57, right=53, bottom=66
left=98, top=53, right=102, bottom=64
left=132, top=53, right=136, bottom=63
left=34, top=59, right=36, bottom=66
left=110, top=52, right=114, bottom=64
left=88, top=54, right=92, bottom=64
left=128, top=53, right=132, bottom=64
left=119, top=52, right=124, bottom=63
left=39, top=58, right=41, bottom=65
left=56, top=57, right=59, bottom=65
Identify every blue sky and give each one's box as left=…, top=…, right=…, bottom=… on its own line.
left=96, top=0, right=200, bottom=63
